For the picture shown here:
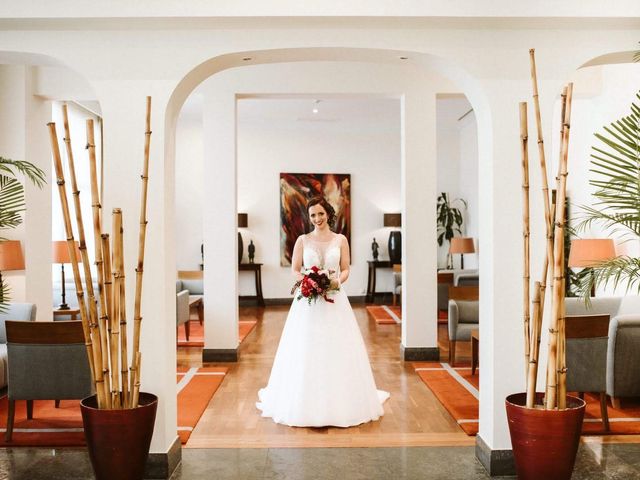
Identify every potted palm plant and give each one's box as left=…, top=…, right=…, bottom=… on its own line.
left=0, top=158, right=46, bottom=311
left=48, top=99, right=155, bottom=480
left=436, top=192, right=467, bottom=268
left=505, top=50, right=586, bottom=480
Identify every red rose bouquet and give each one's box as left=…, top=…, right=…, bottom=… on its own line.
left=291, top=266, right=340, bottom=304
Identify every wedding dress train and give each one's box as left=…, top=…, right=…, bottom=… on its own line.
left=257, top=234, right=389, bottom=427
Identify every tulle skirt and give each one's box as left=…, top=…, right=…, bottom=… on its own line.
left=256, top=289, right=389, bottom=427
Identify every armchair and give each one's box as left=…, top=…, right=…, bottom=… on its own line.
left=0, top=303, right=36, bottom=390
left=392, top=264, right=402, bottom=306
left=447, top=299, right=479, bottom=366
left=176, top=282, right=190, bottom=341
left=5, top=320, right=93, bottom=441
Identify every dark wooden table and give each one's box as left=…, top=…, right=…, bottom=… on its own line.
left=471, top=329, right=479, bottom=376
left=239, top=263, right=265, bottom=307
left=366, top=260, right=392, bottom=303
left=53, top=308, right=80, bottom=320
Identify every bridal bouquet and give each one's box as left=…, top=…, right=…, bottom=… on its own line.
left=291, top=266, right=340, bottom=304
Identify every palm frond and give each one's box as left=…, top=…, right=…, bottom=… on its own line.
left=634, top=42, right=640, bottom=63
left=0, top=157, right=46, bottom=188
left=0, top=176, right=26, bottom=231
left=577, top=256, right=640, bottom=303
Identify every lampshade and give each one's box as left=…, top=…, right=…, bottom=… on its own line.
left=0, top=240, right=25, bottom=271
left=383, top=213, right=401, bottom=228
left=52, top=240, right=82, bottom=264
left=238, top=213, right=248, bottom=228
left=568, top=239, right=616, bottom=268
left=449, top=237, right=475, bottom=254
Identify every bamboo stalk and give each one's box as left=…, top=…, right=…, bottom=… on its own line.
left=529, top=49, right=555, bottom=335
left=62, top=106, right=106, bottom=408
left=113, top=209, right=130, bottom=407
left=86, top=118, right=111, bottom=409
left=545, top=82, right=573, bottom=410
left=520, top=102, right=531, bottom=382
left=131, top=96, right=152, bottom=398
left=526, top=282, right=542, bottom=407
left=48, top=122, right=99, bottom=395
left=131, top=352, right=141, bottom=408
left=102, top=233, right=120, bottom=409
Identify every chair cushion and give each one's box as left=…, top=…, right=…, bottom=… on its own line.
left=181, top=279, right=203, bottom=295
left=456, top=300, right=479, bottom=324
left=452, top=322, right=477, bottom=341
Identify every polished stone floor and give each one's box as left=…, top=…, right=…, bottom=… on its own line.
left=0, top=444, right=638, bottom=479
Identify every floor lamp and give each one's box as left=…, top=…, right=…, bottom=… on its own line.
left=0, top=240, right=25, bottom=303
left=568, top=238, right=616, bottom=297
left=449, top=237, right=475, bottom=270
left=52, top=240, right=81, bottom=310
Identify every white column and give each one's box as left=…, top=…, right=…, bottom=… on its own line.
left=202, top=85, right=239, bottom=356
left=401, top=90, right=438, bottom=355
left=97, top=82, right=177, bottom=454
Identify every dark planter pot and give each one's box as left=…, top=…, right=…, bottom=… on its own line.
left=506, top=392, right=585, bottom=480
left=388, top=231, right=402, bottom=264
left=238, top=232, right=244, bottom=264
left=80, top=392, right=158, bottom=480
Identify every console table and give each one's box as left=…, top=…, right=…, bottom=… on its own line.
left=366, top=260, right=392, bottom=303
left=239, top=263, right=265, bottom=307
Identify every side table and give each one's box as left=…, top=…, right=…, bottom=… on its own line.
left=471, top=329, right=479, bottom=376
left=239, top=263, right=265, bottom=307
left=366, top=260, right=392, bottom=303
left=53, top=308, right=80, bottom=320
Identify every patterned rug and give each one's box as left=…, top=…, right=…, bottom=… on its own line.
left=412, top=362, right=640, bottom=436
left=366, top=306, right=447, bottom=325
left=178, top=320, right=257, bottom=347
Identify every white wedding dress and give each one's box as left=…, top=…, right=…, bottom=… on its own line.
left=257, top=234, right=389, bottom=427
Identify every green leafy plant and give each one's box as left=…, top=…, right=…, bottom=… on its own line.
left=0, top=157, right=46, bottom=309
left=437, top=192, right=467, bottom=268
left=575, top=92, right=640, bottom=299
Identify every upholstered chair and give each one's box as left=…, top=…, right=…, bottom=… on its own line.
left=447, top=299, right=479, bottom=366
left=176, top=286, right=190, bottom=341
left=392, top=265, right=402, bottom=306
left=606, top=315, right=640, bottom=408
left=0, top=303, right=37, bottom=390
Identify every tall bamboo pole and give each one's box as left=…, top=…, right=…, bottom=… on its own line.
left=520, top=102, right=531, bottom=382
left=526, top=282, right=542, bottom=407
left=102, top=233, right=119, bottom=408
left=86, top=118, right=111, bottom=409
left=111, top=214, right=123, bottom=409
left=545, top=82, right=573, bottom=410
left=113, top=209, right=130, bottom=407
left=130, top=96, right=152, bottom=405
left=48, top=122, right=99, bottom=395
left=62, top=106, right=106, bottom=408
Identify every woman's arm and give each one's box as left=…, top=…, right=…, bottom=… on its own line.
left=339, top=235, right=350, bottom=284
left=291, top=236, right=304, bottom=281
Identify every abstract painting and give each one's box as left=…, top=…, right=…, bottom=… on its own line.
left=280, top=173, right=351, bottom=266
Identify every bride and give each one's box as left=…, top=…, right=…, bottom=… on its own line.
left=257, top=196, right=389, bottom=427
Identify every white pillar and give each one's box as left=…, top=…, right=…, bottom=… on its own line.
left=202, top=85, right=239, bottom=360
left=401, top=90, right=438, bottom=358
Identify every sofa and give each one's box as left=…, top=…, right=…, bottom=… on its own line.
left=565, top=296, right=640, bottom=407
left=0, top=303, right=37, bottom=389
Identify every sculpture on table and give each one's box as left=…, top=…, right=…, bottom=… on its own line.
left=248, top=240, right=255, bottom=264
left=371, top=238, right=379, bottom=261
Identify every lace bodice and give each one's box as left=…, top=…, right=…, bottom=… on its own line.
left=302, top=234, right=342, bottom=271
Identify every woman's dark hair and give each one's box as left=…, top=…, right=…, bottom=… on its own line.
left=306, top=196, right=336, bottom=229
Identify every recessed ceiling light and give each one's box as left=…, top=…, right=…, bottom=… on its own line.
left=242, top=57, right=252, bottom=61
left=312, top=99, right=320, bottom=114
left=399, top=56, right=409, bottom=60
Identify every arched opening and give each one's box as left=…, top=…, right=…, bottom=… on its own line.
left=166, top=47, right=491, bottom=447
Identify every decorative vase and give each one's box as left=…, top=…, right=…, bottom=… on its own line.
left=238, top=232, right=243, bottom=265
left=80, top=392, right=158, bottom=480
left=388, top=231, right=401, bottom=264
left=505, top=392, right=585, bottom=480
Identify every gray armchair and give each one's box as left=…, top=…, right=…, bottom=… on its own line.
left=606, top=315, right=640, bottom=408
left=447, top=299, right=479, bottom=366
left=0, top=303, right=37, bottom=389
left=176, top=281, right=190, bottom=341
left=5, top=320, right=93, bottom=441
left=392, top=265, right=402, bottom=306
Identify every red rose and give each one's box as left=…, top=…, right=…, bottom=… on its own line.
left=311, top=266, right=319, bottom=273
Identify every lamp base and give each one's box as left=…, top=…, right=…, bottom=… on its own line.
left=58, top=303, right=70, bottom=310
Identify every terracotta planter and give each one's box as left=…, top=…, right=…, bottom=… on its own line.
left=506, top=392, right=585, bottom=480
left=80, top=393, right=158, bottom=480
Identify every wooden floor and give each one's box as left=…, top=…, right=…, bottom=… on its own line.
left=177, top=304, right=475, bottom=448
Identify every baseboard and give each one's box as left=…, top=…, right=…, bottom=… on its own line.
left=202, top=348, right=238, bottom=362
left=145, top=435, right=182, bottom=479
left=475, top=434, right=515, bottom=476
left=401, top=346, right=439, bottom=361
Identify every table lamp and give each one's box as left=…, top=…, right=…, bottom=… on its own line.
left=449, top=237, right=475, bottom=269
left=238, top=213, right=248, bottom=265
left=568, top=238, right=616, bottom=297
left=52, top=240, right=82, bottom=310
left=0, top=240, right=25, bottom=303
left=384, top=213, right=401, bottom=265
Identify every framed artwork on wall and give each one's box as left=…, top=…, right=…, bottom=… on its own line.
left=279, top=173, right=351, bottom=266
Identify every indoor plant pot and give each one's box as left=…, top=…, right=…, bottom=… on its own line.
left=81, top=392, right=158, bottom=480
left=506, top=393, right=585, bottom=480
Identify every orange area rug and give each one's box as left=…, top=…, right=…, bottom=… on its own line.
left=366, top=306, right=447, bottom=325
left=413, top=362, right=640, bottom=436
left=0, top=366, right=228, bottom=446
left=178, top=320, right=257, bottom=347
